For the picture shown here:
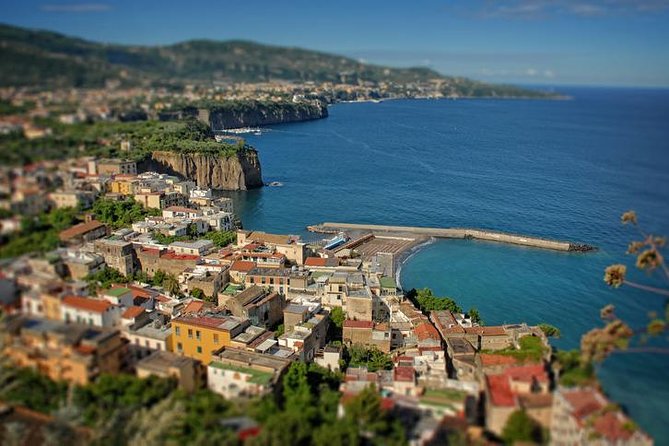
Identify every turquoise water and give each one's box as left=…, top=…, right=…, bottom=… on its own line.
left=230, top=88, right=669, bottom=441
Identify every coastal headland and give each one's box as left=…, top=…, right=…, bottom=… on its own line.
left=308, top=222, right=596, bottom=253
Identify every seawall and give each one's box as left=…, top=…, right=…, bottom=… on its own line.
left=308, top=222, right=595, bottom=252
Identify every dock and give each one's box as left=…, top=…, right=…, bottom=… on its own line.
left=307, top=222, right=595, bottom=252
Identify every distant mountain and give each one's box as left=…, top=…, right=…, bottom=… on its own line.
left=0, top=23, right=552, bottom=97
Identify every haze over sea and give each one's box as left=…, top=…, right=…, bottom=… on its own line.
left=226, top=87, right=669, bottom=441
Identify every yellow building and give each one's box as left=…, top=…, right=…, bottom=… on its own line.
left=171, top=315, right=249, bottom=364
left=110, top=177, right=137, bottom=195
left=41, top=293, right=62, bottom=321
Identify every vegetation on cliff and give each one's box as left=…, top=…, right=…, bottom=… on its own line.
left=0, top=118, right=249, bottom=165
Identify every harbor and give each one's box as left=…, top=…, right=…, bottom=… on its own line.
left=307, top=222, right=596, bottom=253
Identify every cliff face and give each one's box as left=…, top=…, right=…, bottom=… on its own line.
left=141, top=150, right=263, bottom=190
left=208, top=102, right=328, bottom=130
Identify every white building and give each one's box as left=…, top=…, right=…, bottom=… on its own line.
left=61, top=295, right=121, bottom=328
left=169, top=240, right=214, bottom=256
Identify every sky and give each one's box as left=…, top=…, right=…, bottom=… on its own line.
left=1, top=0, right=669, bottom=87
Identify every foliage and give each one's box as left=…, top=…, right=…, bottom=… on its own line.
left=190, top=288, right=206, bottom=300
left=538, top=323, right=561, bottom=338
left=468, top=307, right=482, bottom=325
left=0, top=207, right=79, bottom=258
left=92, top=197, right=160, bottom=229
left=0, top=365, right=68, bottom=413
left=555, top=350, right=595, bottom=387
left=209, top=230, right=237, bottom=248
left=347, top=345, right=393, bottom=372
left=491, top=336, right=548, bottom=363
left=406, top=288, right=462, bottom=314
left=72, top=374, right=176, bottom=426
left=84, top=267, right=128, bottom=292
left=501, top=409, right=545, bottom=444
left=330, top=306, right=346, bottom=329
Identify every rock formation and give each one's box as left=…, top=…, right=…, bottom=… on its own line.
left=140, top=149, right=262, bottom=191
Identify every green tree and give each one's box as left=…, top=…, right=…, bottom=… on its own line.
left=538, top=323, right=561, bottom=338
left=162, top=273, right=182, bottom=296
left=468, top=307, right=482, bottom=325
left=152, top=270, right=167, bottom=288
left=501, top=409, right=544, bottom=444
left=347, top=345, right=393, bottom=372
left=406, top=288, right=462, bottom=314
left=330, top=307, right=346, bottom=329
left=190, top=288, right=206, bottom=300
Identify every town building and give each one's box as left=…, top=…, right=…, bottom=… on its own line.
left=223, top=285, right=284, bottom=329
left=136, top=350, right=200, bottom=392
left=171, top=314, right=249, bottom=364
left=1, top=316, right=126, bottom=385
left=58, top=220, right=108, bottom=245
left=207, top=348, right=292, bottom=399
left=61, top=295, right=122, bottom=328
left=550, top=387, right=652, bottom=446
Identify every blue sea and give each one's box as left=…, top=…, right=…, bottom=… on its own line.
left=228, top=87, right=669, bottom=441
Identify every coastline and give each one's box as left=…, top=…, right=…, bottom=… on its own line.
left=394, top=236, right=436, bottom=291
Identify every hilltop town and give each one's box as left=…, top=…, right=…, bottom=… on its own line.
left=0, top=152, right=652, bottom=445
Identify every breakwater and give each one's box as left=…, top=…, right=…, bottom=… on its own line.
left=307, top=222, right=595, bottom=252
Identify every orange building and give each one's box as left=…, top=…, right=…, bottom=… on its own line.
left=171, top=314, right=249, bottom=364
left=1, top=316, right=126, bottom=385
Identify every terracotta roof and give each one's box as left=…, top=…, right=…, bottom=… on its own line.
left=505, top=364, right=548, bottom=383
left=486, top=374, right=515, bottom=407
left=344, top=320, right=374, bottom=329
left=62, top=295, right=112, bottom=313
left=59, top=220, right=105, bottom=241
left=162, top=251, right=200, bottom=261
left=304, top=257, right=328, bottom=267
left=465, top=326, right=507, bottom=336
left=183, top=300, right=205, bottom=314
left=230, top=260, right=256, bottom=272
left=121, top=306, right=145, bottom=319
left=480, top=353, right=520, bottom=368
left=414, top=322, right=441, bottom=341
left=593, top=412, right=635, bottom=442
left=164, top=206, right=200, bottom=213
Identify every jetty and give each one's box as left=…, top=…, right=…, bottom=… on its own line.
left=307, top=222, right=595, bottom=252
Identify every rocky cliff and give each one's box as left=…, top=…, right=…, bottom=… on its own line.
left=208, top=101, right=328, bottom=130
left=140, top=149, right=263, bottom=190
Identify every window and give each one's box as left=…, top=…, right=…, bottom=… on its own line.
left=196, top=330, right=201, bottom=341
left=213, top=334, right=219, bottom=344
left=196, top=346, right=202, bottom=354
left=188, top=329, right=193, bottom=339
left=177, top=342, right=183, bottom=352
left=175, top=326, right=181, bottom=336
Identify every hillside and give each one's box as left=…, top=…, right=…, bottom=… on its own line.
left=0, top=24, right=552, bottom=97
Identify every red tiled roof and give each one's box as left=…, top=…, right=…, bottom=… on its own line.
left=343, top=320, right=374, bottom=329
left=59, top=220, right=105, bottom=241
left=593, top=412, right=635, bottom=442
left=486, top=374, right=515, bottom=407
left=121, top=306, right=145, bottom=319
left=304, top=257, right=328, bottom=267
left=465, top=326, right=507, bottom=336
left=162, top=251, right=200, bottom=261
left=230, top=260, right=256, bottom=272
left=62, top=295, right=112, bottom=313
left=414, top=322, right=440, bottom=341
left=480, top=353, right=520, bottom=368
left=183, top=300, right=205, bottom=314
left=505, top=364, right=548, bottom=383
